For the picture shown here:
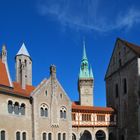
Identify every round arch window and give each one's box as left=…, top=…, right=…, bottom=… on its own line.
left=96, top=130, right=106, bottom=140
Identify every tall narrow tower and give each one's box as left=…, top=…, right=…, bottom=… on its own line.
left=15, top=43, right=32, bottom=89
left=78, top=42, right=94, bottom=106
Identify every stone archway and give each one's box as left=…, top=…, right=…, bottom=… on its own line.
left=72, top=133, right=76, bottom=140
left=95, top=130, right=106, bottom=140
left=80, top=130, right=92, bottom=140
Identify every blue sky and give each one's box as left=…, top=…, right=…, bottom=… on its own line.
left=0, top=0, right=140, bottom=106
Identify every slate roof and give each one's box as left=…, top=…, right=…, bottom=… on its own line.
left=118, top=38, right=140, bottom=55
left=16, top=43, right=30, bottom=57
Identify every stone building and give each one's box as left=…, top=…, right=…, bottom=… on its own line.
left=0, top=42, right=116, bottom=140
left=105, top=38, right=140, bottom=140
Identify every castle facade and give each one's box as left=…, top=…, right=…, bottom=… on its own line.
left=0, top=42, right=116, bottom=140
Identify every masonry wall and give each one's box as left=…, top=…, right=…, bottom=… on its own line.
left=105, top=40, right=140, bottom=140
left=0, top=93, right=32, bottom=140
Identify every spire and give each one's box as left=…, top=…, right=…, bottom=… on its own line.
left=16, top=43, right=30, bottom=57
left=79, top=41, right=90, bottom=78
left=90, top=65, right=94, bottom=78
left=82, top=40, right=87, bottom=60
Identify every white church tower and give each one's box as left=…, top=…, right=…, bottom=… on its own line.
left=15, top=43, right=32, bottom=89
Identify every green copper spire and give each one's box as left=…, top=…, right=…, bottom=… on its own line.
left=83, top=40, right=87, bottom=60
left=79, top=41, right=90, bottom=78
left=90, top=65, right=94, bottom=78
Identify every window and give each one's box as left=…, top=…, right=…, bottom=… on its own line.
left=82, top=114, right=91, bottom=121
left=40, top=107, right=44, bottom=116
left=8, top=101, right=26, bottom=116
left=40, top=104, right=48, bottom=118
left=8, top=100, right=13, bottom=114
left=20, top=104, right=25, bottom=115
left=63, top=133, right=66, bottom=140
left=63, top=111, right=66, bottom=119
left=58, top=133, right=61, bottom=140
left=115, top=84, right=119, bottom=98
left=48, top=133, right=52, bottom=140
left=16, top=132, right=20, bottom=140
left=43, top=133, right=47, bottom=140
left=44, top=108, right=48, bottom=117
left=60, top=110, right=63, bottom=118
left=60, top=107, right=66, bottom=119
left=1, top=130, right=5, bottom=140
left=45, top=90, right=47, bottom=96
left=123, top=78, right=127, bottom=94
left=14, top=102, right=19, bottom=115
left=22, top=132, right=26, bottom=140
left=97, top=115, right=105, bottom=122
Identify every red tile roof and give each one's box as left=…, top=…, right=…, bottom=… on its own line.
left=13, top=82, right=35, bottom=97
left=0, top=60, right=10, bottom=87
left=72, top=102, right=114, bottom=113
left=0, top=59, right=35, bottom=97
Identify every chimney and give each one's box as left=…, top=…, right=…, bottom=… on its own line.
left=50, top=65, right=56, bottom=79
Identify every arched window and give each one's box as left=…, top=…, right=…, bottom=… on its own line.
left=14, top=102, right=19, bottom=115
left=115, top=84, right=119, bottom=98
left=60, top=110, right=63, bottom=118
left=72, top=133, right=76, bottom=140
left=123, top=78, right=127, bottom=94
left=43, top=133, right=47, bottom=140
left=44, top=108, right=48, bottom=117
left=16, top=131, right=20, bottom=140
left=64, top=111, right=66, bottom=119
left=48, top=133, right=52, bottom=140
left=58, top=133, right=61, bottom=140
left=1, top=130, right=5, bottom=140
left=63, top=133, right=66, bottom=140
left=20, top=103, right=25, bottom=115
left=60, top=107, right=66, bottom=119
left=40, top=107, right=44, bottom=116
left=8, top=100, right=13, bottom=114
left=40, top=104, right=48, bottom=117
left=22, top=132, right=26, bottom=140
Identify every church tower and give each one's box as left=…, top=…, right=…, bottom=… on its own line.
left=15, top=43, right=32, bottom=89
left=78, top=41, right=94, bottom=106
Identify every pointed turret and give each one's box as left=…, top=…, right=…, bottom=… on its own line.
left=78, top=41, right=94, bottom=106
left=16, top=43, right=30, bottom=57
left=90, top=65, right=94, bottom=78
left=15, top=43, right=32, bottom=89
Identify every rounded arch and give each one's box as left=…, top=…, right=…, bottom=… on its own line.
left=72, top=133, right=76, bottom=140
left=95, top=130, right=106, bottom=140
left=80, top=130, right=92, bottom=140
left=40, top=103, right=49, bottom=117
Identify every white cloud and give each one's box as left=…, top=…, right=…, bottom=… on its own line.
left=37, top=0, right=140, bottom=32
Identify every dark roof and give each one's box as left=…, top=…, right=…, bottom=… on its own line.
left=118, top=38, right=140, bottom=55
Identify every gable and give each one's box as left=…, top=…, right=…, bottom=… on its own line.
left=31, top=77, right=71, bottom=105
left=105, top=38, right=138, bottom=79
